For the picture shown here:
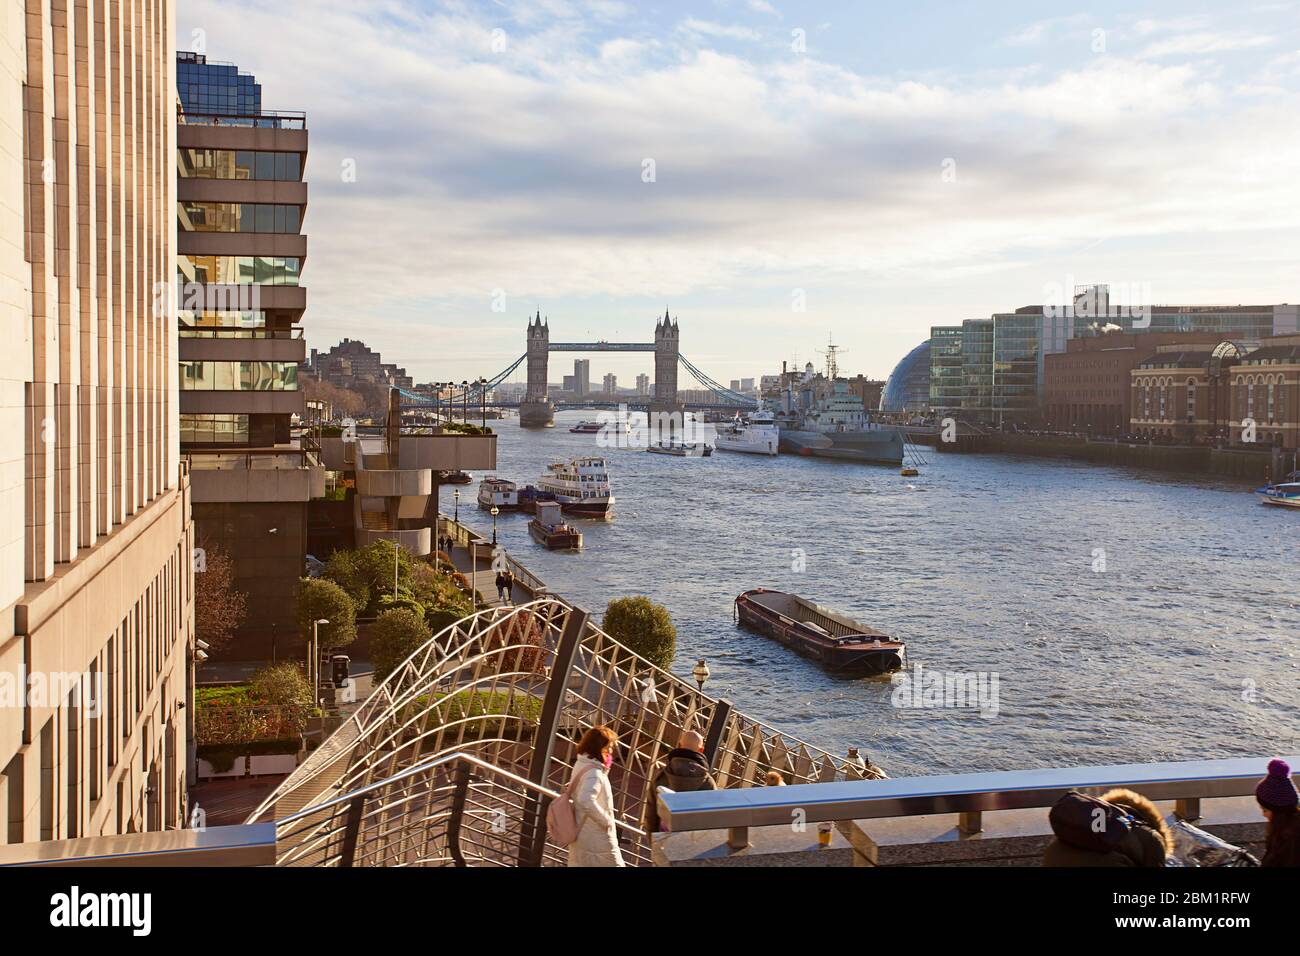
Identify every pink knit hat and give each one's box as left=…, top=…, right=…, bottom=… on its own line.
left=1255, top=759, right=1298, bottom=810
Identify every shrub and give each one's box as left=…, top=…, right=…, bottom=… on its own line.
left=370, top=608, right=434, bottom=683
left=249, top=662, right=312, bottom=712
left=296, top=578, right=357, bottom=649
left=427, top=690, right=542, bottom=741
left=602, top=596, right=677, bottom=671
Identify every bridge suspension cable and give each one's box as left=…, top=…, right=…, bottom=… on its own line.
left=677, top=353, right=758, bottom=407
left=394, top=353, right=527, bottom=406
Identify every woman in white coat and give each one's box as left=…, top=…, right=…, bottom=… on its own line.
left=566, top=726, right=626, bottom=867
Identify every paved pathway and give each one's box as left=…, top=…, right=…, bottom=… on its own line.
left=439, top=527, right=534, bottom=608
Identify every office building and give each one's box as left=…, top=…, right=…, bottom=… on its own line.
left=176, top=52, right=321, bottom=660
left=636, top=373, right=650, bottom=396
left=2, top=0, right=192, bottom=842
left=573, top=359, right=590, bottom=397
left=603, top=373, right=617, bottom=394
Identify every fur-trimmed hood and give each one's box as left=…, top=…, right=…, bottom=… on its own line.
left=1101, top=788, right=1175, bottom=857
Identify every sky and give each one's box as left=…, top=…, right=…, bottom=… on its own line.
left=176, top=1, right=1300, bottom=386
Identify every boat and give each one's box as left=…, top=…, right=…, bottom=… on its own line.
left=735, top=588, right=906, bottom=674
left=647, top=440, right=712, bottom=457
left=528, top=501, right=583, bottom=549
left=778, top=379, right=904, bottom=465
left=1255, top=481, right=1300, bottom=508
left=477, top=477, right=519, bottom=510
left=715, top=407, right=779, bottom=456
left=517, top=484, right=558, bottom=514
left=900, top=467, right=919, bottom=477
left=536, top=456, right=615, bottom=517
left=440, top=470, right=473, bottom=485
left=569, top=421, right=603, bottom=433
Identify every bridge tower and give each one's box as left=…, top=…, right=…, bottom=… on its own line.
left=520, top=311, right=555, bottom=427
left=653, top=310, right=680, bottom=411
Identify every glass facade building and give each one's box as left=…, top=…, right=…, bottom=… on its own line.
left=929, top=326, right=964, bottom=414
left=177, top=52, right=262, bottom=116
left=881, top=340, right=932, bottom=413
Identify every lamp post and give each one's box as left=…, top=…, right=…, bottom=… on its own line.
left=453, top=488, right=460, bottom=524
left=311, top=618, right=329, bottom=703
left=480, top=377, right=488, bottom=429
left=393, top=540, right=400, bottom=597
left=462, top=381, right=469, bottom=423
left=490, top=505, right=500, bottom=545
left=691, top=659, right=710, bottom=692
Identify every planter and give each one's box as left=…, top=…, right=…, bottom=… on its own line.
left=197, top=756, right=248, bottom=779
left=249, top=753, right=301, bottom=776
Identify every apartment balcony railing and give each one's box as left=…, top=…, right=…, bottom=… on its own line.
left=179, top=328, right=304, bottom=339
left=180, top=110, right=306, bottom=130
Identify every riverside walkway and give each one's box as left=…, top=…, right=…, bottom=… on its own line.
left=437, top=512, right=545, bottom=608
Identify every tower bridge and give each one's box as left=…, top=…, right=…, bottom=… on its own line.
left=396, top=311, right=755, bottom=426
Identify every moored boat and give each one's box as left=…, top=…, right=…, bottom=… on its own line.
left=715, top=406, right=779, bottom=456
left=647, top=440, right=712, bottom=457
left=536, top=456, right=615, bottom=517
left=477, top=476, right=519, bottom=510
left=440, top=470, right=473, bottom=485
left=735, top=588, right=906, bottom=673
left=517, top=484, right=558, bottom=514
left=528, top=501, right=583, bottom=549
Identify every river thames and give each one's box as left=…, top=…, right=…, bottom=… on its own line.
left=453, top=410, right=1299, bottom=777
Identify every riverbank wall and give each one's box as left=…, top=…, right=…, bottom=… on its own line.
left=971, top=435, right=1281, bottom=484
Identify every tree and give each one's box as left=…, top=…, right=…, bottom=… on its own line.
left=194, top=544, right=247, bottom=651
left=370, top=609, right=433, bottom=683
left=323, top=549, right=370, bottom=612
left=602, top=596, right=676, bottom=671
left=352, top=540, right=414, bottom=616
left=296, top=578, right=357, bottom=650
left=249, top=662, right=312, bottom=711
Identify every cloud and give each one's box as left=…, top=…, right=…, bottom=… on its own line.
left=676, top=18, right=762, bottom=42
left=1138, top=31, right=1276, bottom=58
left=175, top=0, right=1300, bottom=380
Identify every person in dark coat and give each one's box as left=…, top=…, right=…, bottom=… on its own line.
left=645, top=730, right=716, bottom=833
left=1043, top=788, right=1173, bottom=867
left=1256, top=759, right=1300, bottom=867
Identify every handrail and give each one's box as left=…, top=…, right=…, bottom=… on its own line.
left=659, top=754, right=1297, bottom=833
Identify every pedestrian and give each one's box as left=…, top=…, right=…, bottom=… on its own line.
left=645, top=729, right=716, bottom=833
left=502, top=568, right=515, bottom=604
left=495, top=568, right=510, bottom=604
left=764, top=770, right=786, bottom=786
left=565, top=726, right=625, bottom=867
left=1043, top=788, right=1172, bottom=867
left=1256, top=759, right=1300, bottom=867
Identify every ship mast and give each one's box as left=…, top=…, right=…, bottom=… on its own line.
left=818, top=335, right=845, bottom=382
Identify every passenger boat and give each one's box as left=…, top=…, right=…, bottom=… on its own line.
left=477, top=477, right=519, bottom=510
left=528, top=502, right=583, bottom=550
left=647, top=440, right=712, bottom=457
left=715, top=407, right=779, bottom=456
left=569, top=421, right=603, bottom=433
left=440, top=470, right=473, bottom=485
left=1255, top=481, right=1300, bottom=508
left=735, top=588, right=906, bottom=674
left=536, top=456, right=615, bottom=517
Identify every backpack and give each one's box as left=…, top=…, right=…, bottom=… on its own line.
left=546, top=763, right=598, bottom=847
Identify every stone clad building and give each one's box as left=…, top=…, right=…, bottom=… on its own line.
left=1, top=0, right=192, bottom=843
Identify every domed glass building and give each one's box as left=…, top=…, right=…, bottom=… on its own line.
left=880, top=340, right=931, bottom=413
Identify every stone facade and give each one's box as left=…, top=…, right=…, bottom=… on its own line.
left=1, top=0, right=192, bottom=843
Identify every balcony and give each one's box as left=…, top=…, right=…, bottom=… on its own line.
left=178, top=332, right=306, bottom=363
left=317, top=432, right=497, bottom=473
left=181, top=390, right=304, bottom=417
left=178, top=178, right=308, bottom=206
left=179, top=232, right=308, bottom=260
left=187, top=449, right=325, bottom=503
left=354, top=525, right=432, bottom=555
left=354, top=468, right=432, bottom=498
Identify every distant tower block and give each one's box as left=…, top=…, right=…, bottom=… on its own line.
left=520, top=311, right=555, bottom=427
left=653, top=310, right=680, bottom=411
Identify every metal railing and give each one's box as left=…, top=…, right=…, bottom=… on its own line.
left=274, top=750, right=643, bottom=867
left=251, top=598, right=881, bottom=866
left=657, top=754, right=1298, bottom=848
left=180, top=110, right=306, bottom=130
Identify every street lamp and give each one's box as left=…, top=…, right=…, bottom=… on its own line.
left=691, top=659, right=710, bottom=692
left=311, top=618, right=330, bottom=703
left=453, top=488, right=460, bottom=524
left=490, top=505, right=500, bottom=545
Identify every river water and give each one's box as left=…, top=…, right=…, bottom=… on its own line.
left=451, top=410, right=1299, bottom=777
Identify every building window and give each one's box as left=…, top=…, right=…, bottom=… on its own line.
left=1159, top=384, right=1166, bottom=420
left=1267, top=382, right=1275, bottom=424
left=1247, top=382, right=1255, bottom=421
left=180, top=255, right=301, bottom=286
left=179, top=362, right=299, bottom=391
left=1186, top=379, right=1196, bottom=421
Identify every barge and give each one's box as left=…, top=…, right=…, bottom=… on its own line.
left=735, top=588, right=905, bottom=673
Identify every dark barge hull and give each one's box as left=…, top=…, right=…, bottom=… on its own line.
left=528, top=520, right=583, bottom=550
left=735, top=589, right=905, bottom=674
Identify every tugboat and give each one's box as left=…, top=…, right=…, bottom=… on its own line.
left=528, top=502, right=583, bottom=550
left=536, top=456, right=615, bottom=517
left=647, top=440, right=712, bottom=457
left=477, top=476, right=519, bottom=510
left=517, top=484, right=558, bottom=514
left=735, top=588, right=906, bottom=674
